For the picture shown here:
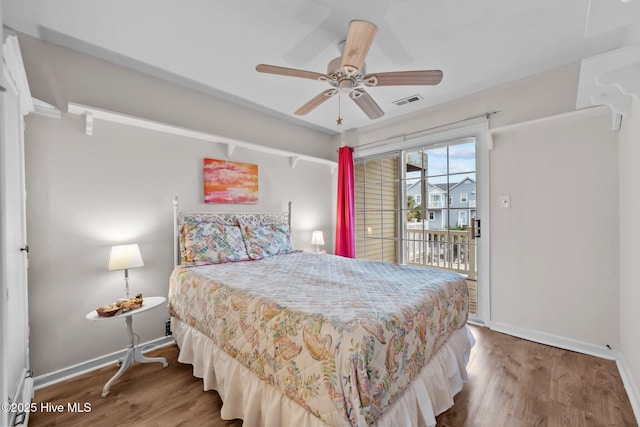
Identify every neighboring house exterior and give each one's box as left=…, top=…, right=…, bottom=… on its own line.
left=407, top=177, right=476, bottom=229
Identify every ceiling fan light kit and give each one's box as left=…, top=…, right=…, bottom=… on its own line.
left=338, top=78, right=354, bottom=94
left=256, top=19, right=443, bottom=124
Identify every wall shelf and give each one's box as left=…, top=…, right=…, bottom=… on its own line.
left=487, top=105, right=611, bottom=149
left=576, top=45, right=640, bottom=130
left=67, top=102, right=338, bottom=172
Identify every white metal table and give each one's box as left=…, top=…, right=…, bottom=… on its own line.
left=85, top=296, right=169, bottom=397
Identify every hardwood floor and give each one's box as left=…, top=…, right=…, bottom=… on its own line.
left=436, top=326, right=636, bottom=427
left=29, top=325, right=637, bottom=427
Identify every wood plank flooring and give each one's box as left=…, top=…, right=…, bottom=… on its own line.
left=436, top=326, right=636, bottom=427
left=29, top=325, right=637, bottom=427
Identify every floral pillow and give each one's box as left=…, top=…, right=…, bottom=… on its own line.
left=238, top=220, right=294, bottom=259
left=180, top=220, right=250, bottom=266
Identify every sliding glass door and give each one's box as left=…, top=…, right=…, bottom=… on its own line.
left=354, top=123, right=489, bottom=323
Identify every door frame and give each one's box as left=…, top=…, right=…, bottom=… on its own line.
left=354, top=121, right=491, bottom=324
left=1, top=31, right=34, bottom=427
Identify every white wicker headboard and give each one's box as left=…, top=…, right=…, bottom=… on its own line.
left=172, top=197, right=292, bottom=266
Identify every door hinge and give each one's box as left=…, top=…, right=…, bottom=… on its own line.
left=14, top=411, right=26, bottom=426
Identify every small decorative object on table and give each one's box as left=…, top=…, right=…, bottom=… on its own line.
left=96, top=294, right=144, bottom=317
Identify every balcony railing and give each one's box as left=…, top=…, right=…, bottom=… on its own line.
left=405, top=225, right=477, bottom=279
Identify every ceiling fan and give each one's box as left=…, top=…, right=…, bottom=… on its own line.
left=256, top=20, right=443, bottom=122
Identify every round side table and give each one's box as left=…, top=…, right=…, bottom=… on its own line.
left=86, top=296, right=169, bottom=397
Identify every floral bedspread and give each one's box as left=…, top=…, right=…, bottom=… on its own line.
left=168, top=252, right=468, bottom=427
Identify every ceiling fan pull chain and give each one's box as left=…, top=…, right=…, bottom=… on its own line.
left=337, top=91, right=343, bottom=126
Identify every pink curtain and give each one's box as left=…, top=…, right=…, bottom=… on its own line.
left=335, top=146, right=355, bottom=258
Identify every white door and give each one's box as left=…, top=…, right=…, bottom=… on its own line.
left=1, top=33, right=33, bottom=427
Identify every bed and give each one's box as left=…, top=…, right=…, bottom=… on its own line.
left=168, top=201, right=474, bottom=427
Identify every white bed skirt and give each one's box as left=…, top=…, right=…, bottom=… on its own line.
left=171, top=317, right=475, bottom=427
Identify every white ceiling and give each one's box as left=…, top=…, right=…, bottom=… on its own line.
left=3, top=0, right=639, bottom=135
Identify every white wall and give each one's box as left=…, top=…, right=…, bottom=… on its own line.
left=20, top=34, right=338, bottom=375
left=347, top=62, right=622, bottom=349
left=619, top=97, right=640, bottom=405
left=490, top=113, right=618, bottom=345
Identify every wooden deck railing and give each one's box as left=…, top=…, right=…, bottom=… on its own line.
left=405, top=225, right=477, bottom=279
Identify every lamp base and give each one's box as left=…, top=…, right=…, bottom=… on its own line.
left=124, top=269, right=130, bottom=299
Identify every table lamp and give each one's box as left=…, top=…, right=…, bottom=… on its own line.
left=311, top=230, right=325, bottom=253
left=107, top=244, right=144, bottom=298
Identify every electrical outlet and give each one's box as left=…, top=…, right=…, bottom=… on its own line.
left=165, top=319, right=172, bottom=336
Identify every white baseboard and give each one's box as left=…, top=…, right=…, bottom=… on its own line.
left=487, top=321, right=617, bottom=359
left=33, top=336, right=175, bottom=390
left=486, top=321, right=640, bottom=425
left=617, top=355, right=640, bottom=424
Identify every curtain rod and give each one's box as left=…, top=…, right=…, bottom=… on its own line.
left=351, top=110, right=500, bottom=150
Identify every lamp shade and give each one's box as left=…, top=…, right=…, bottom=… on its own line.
left=107, top=244, right=144, bottom=271
left=311, top=231, right=325, bottom=246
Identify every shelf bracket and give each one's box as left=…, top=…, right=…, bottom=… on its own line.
left=576, top=45, right=640, bottom=130
left=226, top=144, right=236, bottom=158
left=84, top=111, right=94, bottom=135
left=289, top=156, right=299, bottom=169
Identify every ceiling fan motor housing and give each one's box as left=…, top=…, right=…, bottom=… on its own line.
left=327, top=56, right=367, bottom=83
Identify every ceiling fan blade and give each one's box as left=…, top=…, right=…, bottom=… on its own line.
left=294, top=89, right=337, bottom=115
left=349, top=88, right=384, bottom=119
left=363, top=70, right=443, bottom=87
left=256, top=64, right=329, bottom=81
left=340, top=20, right=378, bottom=74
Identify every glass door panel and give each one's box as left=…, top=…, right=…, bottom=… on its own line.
left=402, top=139, right=477, bottom=316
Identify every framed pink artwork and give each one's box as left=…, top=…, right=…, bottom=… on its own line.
left=203, top=158, right=259, bottom=204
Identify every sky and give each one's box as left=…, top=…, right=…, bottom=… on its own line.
left=406, top=139, right=476, bottom=185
